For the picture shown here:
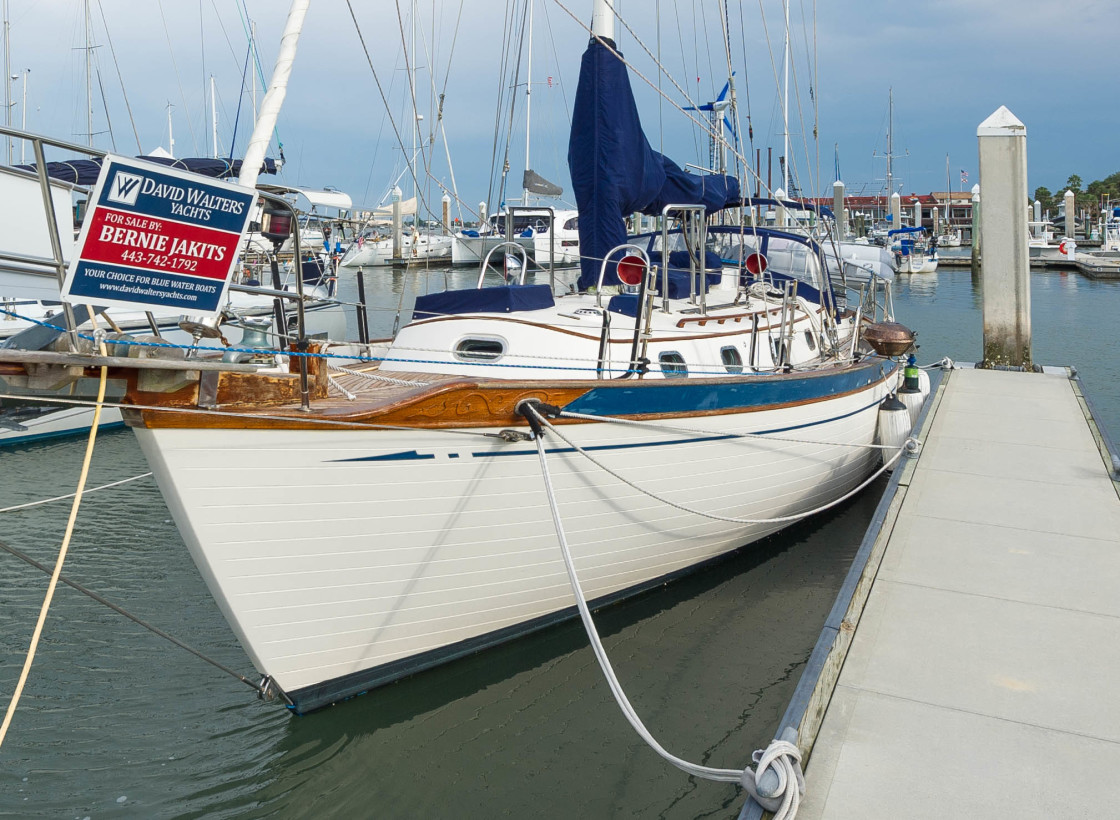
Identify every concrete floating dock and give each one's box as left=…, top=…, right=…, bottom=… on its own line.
left=742, top=365, right=1120, bottom=818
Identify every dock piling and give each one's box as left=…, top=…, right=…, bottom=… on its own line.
left=977, top=106, right=1030, bottom=369
left=970, top=184, right=981, bottom=274
left=832, top=180, right=846, bottom=238
left=1064, top=188, right=1076, bottom=241
left=391, top=186, right=403, bottom=261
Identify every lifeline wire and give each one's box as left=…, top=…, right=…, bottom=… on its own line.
left=535, top=408, right=911, bottom=526
left=0, top=351, right=108, bottom=750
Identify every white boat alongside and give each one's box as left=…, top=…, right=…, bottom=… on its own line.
left=530, top=208, right=581, bottom=265
left=339, top=228, right=452, bottom=267
left=450, top=230, right=534, bottom=267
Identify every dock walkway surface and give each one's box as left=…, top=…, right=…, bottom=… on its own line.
left=793, top=366, right=1120, bottom=818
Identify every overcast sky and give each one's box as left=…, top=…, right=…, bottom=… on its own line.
left=4, top=0, right=1118, bottom=217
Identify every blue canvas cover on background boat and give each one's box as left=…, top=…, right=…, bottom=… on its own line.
left=12, top=156, right=278, bottom=186
left=568, top=38, right=740, bottom=291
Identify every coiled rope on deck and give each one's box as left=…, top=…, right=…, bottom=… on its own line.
left=520, top=400, right=807, bottom=816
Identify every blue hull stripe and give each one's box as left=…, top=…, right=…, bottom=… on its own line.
left=335, top=393, right=885, bottom=463
left=563, top=361, right=892, bottom=417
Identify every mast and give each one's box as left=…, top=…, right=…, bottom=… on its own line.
left=18, top=68, right=26, bottom=162
left=3, top=0, right=9, bottom=163
left=238, top=0, right=310, bottom=189
left=167, top=101, right=175, bottom=158
left=84, top=0, right=93, bottom=146
left=411, top=0, right=417, bottom=204
left=591, top=0, right=614, bottom=41
left=210, top=75, right=218, bottom=158
left=886, top=87, right=893, bottom=198
left=945, top=153, right=950, bottom=226
left=250, top=20, right=258, bottom=121
left=782, top=0, right=790, bottom=196
left=522, top=0, right=533, bottom=206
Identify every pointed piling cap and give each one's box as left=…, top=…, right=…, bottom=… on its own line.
left=978, top=105, right=1026, bottom=137
left=833, top=179, right=845, bottom=189
left=1064, top=189, right=1075, bottom=199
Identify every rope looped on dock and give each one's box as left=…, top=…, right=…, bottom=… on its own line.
left=741, top=731, right=806, bottom=819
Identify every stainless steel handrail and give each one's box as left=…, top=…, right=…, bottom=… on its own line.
left=478, top=241, right=530, bottom=288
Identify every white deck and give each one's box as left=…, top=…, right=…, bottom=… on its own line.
left=800, top=367, right=1120, bottom=818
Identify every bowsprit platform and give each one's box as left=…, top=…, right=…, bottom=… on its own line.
left=61, top=155, right=258, bottom=316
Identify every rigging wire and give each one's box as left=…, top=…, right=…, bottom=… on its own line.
left=93, top=65, right=116, bottom=152
left=227, top=38, right=253, bottom=160
left=497, top=1, right=530, bottom=209
left=234, top=0, right=283, bottom=160
left=156, top=0, right=199, bottom=155
left=485, top=0, right=516, bottom=209
left=549, top=0, right=768, bottom=193
left=344, top=0, right=425, bottom=217
left=94, top=0, right=141, bottom=154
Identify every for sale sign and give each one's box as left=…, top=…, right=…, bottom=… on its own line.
left=62, top=155, right=258, bottom=316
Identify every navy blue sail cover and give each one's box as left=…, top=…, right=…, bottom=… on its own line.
left=412, top=284, right=555, bottom=320
left=13, top=156, right=278, bottom=186
left=568, top=38, right=740, bottom=291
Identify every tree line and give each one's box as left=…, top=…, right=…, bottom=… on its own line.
left=1034, top=172, right=1120, bottom=216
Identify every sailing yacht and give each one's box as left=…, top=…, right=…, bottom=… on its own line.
left=0, top=0, right=921, bottom=713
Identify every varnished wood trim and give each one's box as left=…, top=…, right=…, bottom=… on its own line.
left=130, top=359, right=895, bottom=432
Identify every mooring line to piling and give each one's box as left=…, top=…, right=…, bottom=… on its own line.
left=0, top=536, right=264, bottom=695
left=0, top=472, right=154, bottom=515
left=0, top=354, right=108, bottom=750
left=521, top=401, right=805, bottom=817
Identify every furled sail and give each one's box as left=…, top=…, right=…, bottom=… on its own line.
left=522, top=169, right=563, bottom=198
left=12, top=156, right=278, bottom=187
left=568, top=38, right=740, bottom=290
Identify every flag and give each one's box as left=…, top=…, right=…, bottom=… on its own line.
left=547, top=76, right=553, bottom=88
left=960, top=169, right=968, bottom=184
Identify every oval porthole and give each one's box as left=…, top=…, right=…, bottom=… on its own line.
left=454, top=337, right=506, bottom=361
left=720, top=346, right=744, bottom=374
left=659, top=351, right=688, bottom=378
left=804, top=329, right=816, bottom=351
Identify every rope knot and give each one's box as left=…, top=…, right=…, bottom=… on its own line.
left=741, top=729, right=805, bottom=820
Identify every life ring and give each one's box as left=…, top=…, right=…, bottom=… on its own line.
left=1059, top=240, right=1068, bottom=255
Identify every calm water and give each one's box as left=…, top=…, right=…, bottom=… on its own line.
left=0, top=264, right=1116, bottom=818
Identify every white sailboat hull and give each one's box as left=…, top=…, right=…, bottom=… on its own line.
left=134, top=369, right=892, bottom=712
left=450, top=234, right=534, bottom=266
